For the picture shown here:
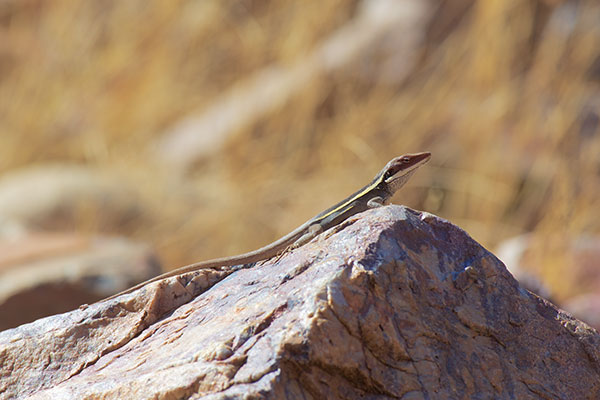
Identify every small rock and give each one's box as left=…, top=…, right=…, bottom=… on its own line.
left=0, top=164, right=146, bottom=233
left=0, top=233, right=161, bottom=330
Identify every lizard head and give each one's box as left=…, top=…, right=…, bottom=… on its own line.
left=380, top=152, right=431, bottom=194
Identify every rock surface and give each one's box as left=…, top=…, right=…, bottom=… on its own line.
left=2, top=206, right=599, bottom=399
left=0, top=233, right=161, bottom=331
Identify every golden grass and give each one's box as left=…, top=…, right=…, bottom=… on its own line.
left=0, top=0, right=598, bottom=300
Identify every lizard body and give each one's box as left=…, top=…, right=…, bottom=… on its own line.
left=104, top=152, right=431, bottom=301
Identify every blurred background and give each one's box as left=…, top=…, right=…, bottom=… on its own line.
left=0, top=0, right=599, bottom=330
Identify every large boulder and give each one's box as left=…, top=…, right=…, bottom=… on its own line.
left=1, top=206, right=598, bottom=399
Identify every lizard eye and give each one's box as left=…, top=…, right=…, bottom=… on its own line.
left=402, top=157, right=410, bottom=163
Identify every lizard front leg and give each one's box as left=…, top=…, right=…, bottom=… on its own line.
left=291, top=223, right=323, bottom=249
left=273, top=223, right=323, bottom=262
left=367, top=196, right=386, bottom=208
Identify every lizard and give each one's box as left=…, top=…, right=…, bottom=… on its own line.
left=103, top=152, right=431, bottom=301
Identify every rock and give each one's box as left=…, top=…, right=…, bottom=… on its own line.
left=562, top=293, right=600, bottom=331
left=496, top=233, right=600, bottom=305
left=0, top=233, right=161, bottom=331
left=0, top=164, right=146, bottom=234
left=1, top=206, right=599, bottom=399
left=495, top=233, right=554, bottom=301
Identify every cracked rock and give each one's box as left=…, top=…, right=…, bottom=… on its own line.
left=1, top=206, right=599, bottom=399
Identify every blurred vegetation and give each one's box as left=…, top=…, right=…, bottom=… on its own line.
left=0, top=0, right=598, bottom=301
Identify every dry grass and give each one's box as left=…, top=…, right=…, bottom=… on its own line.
left=0, top=0, right=598, bottom=300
